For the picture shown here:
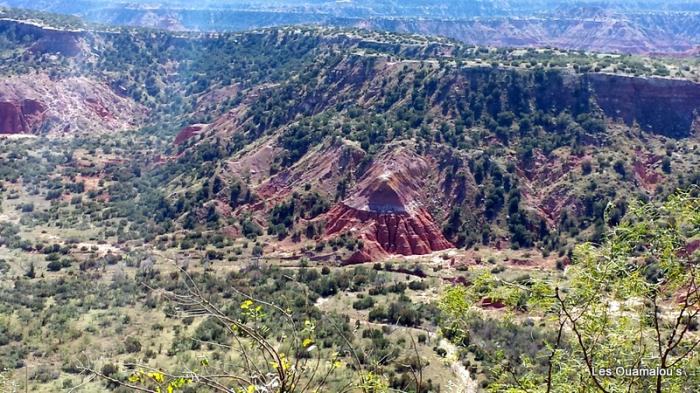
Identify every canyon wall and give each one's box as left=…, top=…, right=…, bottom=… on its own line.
left=0, top=19, right=86, bottom=56
left=587, top=73, right=700, bottom=138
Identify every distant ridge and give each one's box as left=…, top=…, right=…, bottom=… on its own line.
left=3, top=0, right=700, bottom=54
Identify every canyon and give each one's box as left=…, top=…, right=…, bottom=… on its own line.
left=5, top=1, right=700, bottom=54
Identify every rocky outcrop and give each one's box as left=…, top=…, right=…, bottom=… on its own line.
left=323, top=147, right=452, bottom=263
left=588, top=74, right=700, bottom=138
left=326, top=203, right=452, bottom=263
left=256, top=140, right=365, bottom=201
left=0, top=99, right=46, bottom=134
left=0, top=74, right=144, bottom=134
left=632, top=153, right=664, bottom=191
left=174, top=124, right=206, bottom=145
left=30, top=30, right=84, bottom=56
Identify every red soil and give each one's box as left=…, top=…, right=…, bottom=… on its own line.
left=632, top=152, right=664, bottom=191
left=174, top=124, right=206, bottom=145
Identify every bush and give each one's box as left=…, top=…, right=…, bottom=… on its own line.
left=241, top=219, right=262, bottom=239
left=352, top=296, right=375, bottom=310
left=31, top=365, right=59, bottom=383
left=556, top=259, right=566, bottom=270
left=387, top=302, right=421, bottom=327
left=368, top=306, right=388, bottom=322
left=613, top=160, right=627, bottom=178
left=100, top=363, right=118, bottom=377
left=408, top=280, right=427, bottom=291
left=124, top=337, right=142, bottom=353
left=47, top=260, right=64, bottom=272
left=312, top=277, right=338, bottom=297
left=194, top=319, right=227, bottom=345
left=46, top=190, right=62, bottom=200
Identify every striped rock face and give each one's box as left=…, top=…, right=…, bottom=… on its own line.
left=324, top=147, right=452, bottom=263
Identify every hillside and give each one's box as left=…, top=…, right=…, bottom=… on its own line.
left=0, top=12, right=699, bottom=393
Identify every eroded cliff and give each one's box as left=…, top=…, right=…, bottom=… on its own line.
left=323, top=148, right=453, bottom=262
left=0, top=74, right=145, bottom=134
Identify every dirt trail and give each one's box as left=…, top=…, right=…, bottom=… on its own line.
left=435, top=333, right=478, bottom=393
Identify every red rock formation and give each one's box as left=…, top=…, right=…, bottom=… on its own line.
left=174, top=124, right=206, bottom=145
left=480, top=297, right=506, bottom=309
left=255, top=141, right=364, bottom=202
left=326, top=203, right=452, bottom=263
left=0, top=99, right=46, bottom=134
left=323, top=148, right=452, bottom=263
left=0, top=102, right=22, bottom=133
left=632, top=153, right=664, bottom=191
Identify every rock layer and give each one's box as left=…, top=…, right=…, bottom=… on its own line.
left=325, top=203, right=452, bottom=263
left=0, top=19, right=86, bottom=57
left=323, top=147, right=452, bottom=263
left=174, top=124, right=206, bottom=145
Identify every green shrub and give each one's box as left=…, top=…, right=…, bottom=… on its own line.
left=124, top=337, right=142, bottom=353
left=352, top=296, right=375, bottom=310
left=47, top=260, right=64, bottom=272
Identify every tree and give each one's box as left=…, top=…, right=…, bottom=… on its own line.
left=252, top=244, right=264, bottom=257
left=613, top=159, right=627, bottom=179
left=440, top=189, right=700, bottom=391
left=25, top=261, right=35, bottom=279
left=205, top=204, right=219, bottom=225
left=212, top=176, right=223, bottom=194
left=662, top=157, right=672, bottom=174
left=581, top=160, right=593, bottom=175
